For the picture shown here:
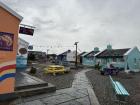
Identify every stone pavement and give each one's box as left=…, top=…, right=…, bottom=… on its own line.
left=15, top=72, right=47, bottom=87
left=12, top=69, right=100, bottom=105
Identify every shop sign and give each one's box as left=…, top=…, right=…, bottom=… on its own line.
left=19, top=27, right=34, bottom=36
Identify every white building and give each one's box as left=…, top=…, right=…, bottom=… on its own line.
left=16, top=38, right=29, bottom=69
left=66, top=50, right=79, bottom=63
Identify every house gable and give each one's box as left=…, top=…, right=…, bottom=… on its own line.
left=124, top=47, right=140, bottom=71
left=84, top=51, right=99, bottom=58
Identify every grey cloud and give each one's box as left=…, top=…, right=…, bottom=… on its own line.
left=2, top=0, right=140, bottom=53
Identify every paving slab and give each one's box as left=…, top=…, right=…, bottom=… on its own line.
left=14, top=72, right=56, bottom=98
left=58, top=100, right=80, bottom=105
left=76, top=96, right=91, bottom=105
left=17, top=100, right=44, bottom=105
left=15, top=72, right=46, bottom=87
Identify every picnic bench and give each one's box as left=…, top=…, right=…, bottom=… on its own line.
left=109, top=75, right=129, bottom=102
left=44, top=65, right=66, bottom=76
left=101, top=68, right=119, bottom=75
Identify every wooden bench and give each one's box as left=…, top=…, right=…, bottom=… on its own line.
left=109, top=76, right=129, bottom=102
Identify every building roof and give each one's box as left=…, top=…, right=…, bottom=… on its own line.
left=58, top=50, right=71, bottom=56
left=81, top=52, right=89, bottom=57
left=84, top=50, right=99, bottom=57
left=47, top=54, right=57, bottom=56
left=0, top=1, right=23, bottom=20
left=28, top=51, right=45, bottom=53
left=96, top=48, right=130, bottom=58
left=78, top=52, right=87, bottom=56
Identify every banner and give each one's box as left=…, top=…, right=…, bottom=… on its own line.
left=19, top=27, right=34, bottom=36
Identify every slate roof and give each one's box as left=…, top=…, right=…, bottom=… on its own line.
left=81, top=52, right=89, bottom=57
left=58, top=50, right=71, bottom=56
left=84, top=51, right=99, bottom=57
left=96, top=48, right=130, bottom=58
left=78, top=52, right=87, bottom=56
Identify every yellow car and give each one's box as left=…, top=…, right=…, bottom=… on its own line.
left=44, top=65, right=65, bottom=76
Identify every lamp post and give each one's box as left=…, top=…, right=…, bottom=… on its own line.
left=74, top=42, right=78, bottom=69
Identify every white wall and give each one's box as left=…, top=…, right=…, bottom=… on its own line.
left=16, top=38, right=29, bottom=68
left=66, top=51, right=79, bottom=62
left=124, top=47, right=140, bottom=72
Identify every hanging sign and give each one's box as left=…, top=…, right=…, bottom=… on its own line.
left=0, top=32, right=14, bottom=51
left=19, top=27, right=34, bottom=36
left=28, top=45, right=33, bottom=50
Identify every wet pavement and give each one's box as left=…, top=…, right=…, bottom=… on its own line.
left=13, top=69, right=100, bottom=105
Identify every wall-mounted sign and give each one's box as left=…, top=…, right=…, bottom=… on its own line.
left=19, top=48, right=27, bottom=54
left=19, top=27, right=34, bottom=36
left=0, top=32, right=14, bottom=51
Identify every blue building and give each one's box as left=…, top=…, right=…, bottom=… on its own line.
left=78, top=52, right=87, bottom=64
left=95, top=45, right=140, bottom=72
left=82, top=47, right=100, bottom=66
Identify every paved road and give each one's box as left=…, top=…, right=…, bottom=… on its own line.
left=13, top=69, right=100, bottom=105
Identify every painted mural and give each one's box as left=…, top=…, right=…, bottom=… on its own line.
left=0, top=32, right=16, bottom=94
left=0, top=32, right=14, bottom=51
left=0, top=61, right=16, bottom=83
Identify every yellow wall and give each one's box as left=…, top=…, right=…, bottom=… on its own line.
left=0, top=6, right=21, bottom=94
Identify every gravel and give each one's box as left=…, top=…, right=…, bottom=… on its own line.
left=86, top=69, right=140, bottom=105
left=28, top=63, right=81, bottom=90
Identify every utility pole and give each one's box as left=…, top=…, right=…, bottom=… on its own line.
left=46, top=49, right=49, bottom=62
left=74, top=42, right=78, bottom=69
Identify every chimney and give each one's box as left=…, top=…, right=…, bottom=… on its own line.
left=94, top=47, right=99, bottom=52
left=107, top=44, right=112, bottom=50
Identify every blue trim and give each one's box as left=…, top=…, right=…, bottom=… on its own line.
left=0, top=73, right=15, bottom=81
left=16, top=56, right=27, bottom=60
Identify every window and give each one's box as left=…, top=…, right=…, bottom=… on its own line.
left=113, top=58, right=116, bottom=62
left=107, top=59, right=109, bottom=63
left=134, top=58, right=137, bottom=63
left=120, top=58, right=124, bottom=62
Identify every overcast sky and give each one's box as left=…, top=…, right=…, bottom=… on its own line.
left=2, top=0, right=140, bottom=54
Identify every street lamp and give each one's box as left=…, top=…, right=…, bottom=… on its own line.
left=74, top=42, right=79, bottom=69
